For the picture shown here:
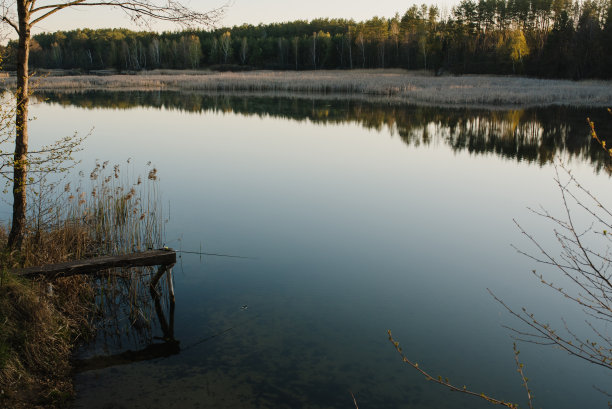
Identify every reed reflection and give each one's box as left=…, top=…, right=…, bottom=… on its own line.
left=75, top=264, right=178, bottom=373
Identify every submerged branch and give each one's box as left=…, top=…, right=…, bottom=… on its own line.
left=388, top=330, right=520, bottom=408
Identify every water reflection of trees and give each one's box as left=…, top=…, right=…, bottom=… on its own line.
left=37, top=91, right=612, bottom=171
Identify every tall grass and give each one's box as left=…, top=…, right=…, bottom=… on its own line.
left=69, top=160, right=163, bottom=255
left=53, top=161, right=167, bottom=351
left=17, top=160, right=164, bottom=264
left=8, top=69, right=612, bottom=107
left=0, top=161, right=168, bottom=407
left=0, top=272, right=80, bottom=408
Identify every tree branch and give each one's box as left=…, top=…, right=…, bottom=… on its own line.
left=2, top=16, right=19, bottom=34
left=30, top=0, right=88, bottom=25
left=31, top=0, right=227, bottom=27
left=388, top=330, right=520, bottom=408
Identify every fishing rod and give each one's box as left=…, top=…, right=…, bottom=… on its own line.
left=175, top=249, right=257, bottom=260
left=149, top=245, right=258, bottom=260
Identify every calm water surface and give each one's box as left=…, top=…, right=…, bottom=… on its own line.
left=23, top=92, right=612, bottom=408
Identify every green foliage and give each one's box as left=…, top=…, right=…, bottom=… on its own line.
left=1, top=0, right=608, bottom=78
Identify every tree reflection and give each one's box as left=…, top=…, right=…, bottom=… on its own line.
left=37, top=91, right=612, bottom=172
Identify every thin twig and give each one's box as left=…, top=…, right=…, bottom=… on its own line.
left=388, top=330, right=519, bottom=409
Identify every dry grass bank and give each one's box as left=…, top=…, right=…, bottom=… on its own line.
left=0, top=162, right=163, bottom=408
left=10, top=69, right=612, bottom=108
left=0, top=227, right=96, bottom=409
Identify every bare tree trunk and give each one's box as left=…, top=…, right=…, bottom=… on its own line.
left=8, top=0, right=30, bottom=249
left=2, top=0, right=224, bottom=250
left=240, top=37, right=248, bottom=65
left=312, top=32, right=317, bottom=70
left=293, top=37, right=298, bottom=70
left=348, top=34, right=353, bottom=69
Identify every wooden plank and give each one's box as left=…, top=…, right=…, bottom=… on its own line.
left=13, top=249, right=176, bottom=279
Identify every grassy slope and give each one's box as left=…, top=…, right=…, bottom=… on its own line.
left=0, top=271, right=92, bottom=408
left=0, top=215, right=99, bottom=407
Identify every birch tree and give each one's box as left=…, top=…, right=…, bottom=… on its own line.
left=292, top=36, right=299, bottom=69
left=0, top=0, right=225, bottom=248
left=311, top=31, right=317, bottom=69
left=346, top=25, right=354, bottom=69
left=356, top=30, right=365, bottom=68
left=219, top=30, right=231, bottom=63
left=239, top=36, right=247, bottom=65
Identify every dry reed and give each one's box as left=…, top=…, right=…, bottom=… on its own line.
left=54, top=160, right=167, bottom=349
left=0, top=271, right=77, bottom=408
left=0, top=160, right=166, bottom=408
left=7, top=69, right=612, bottom=108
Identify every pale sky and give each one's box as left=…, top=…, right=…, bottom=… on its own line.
left=25, top=0, right=458, bottom=36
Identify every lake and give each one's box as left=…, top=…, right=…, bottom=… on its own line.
left=22, top=91, right=612, bottom=408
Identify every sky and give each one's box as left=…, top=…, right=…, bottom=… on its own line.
left=23, top=0, right=458, bottom=36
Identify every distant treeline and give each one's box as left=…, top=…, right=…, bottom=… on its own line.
left=3, top=0, right=612, bottom=79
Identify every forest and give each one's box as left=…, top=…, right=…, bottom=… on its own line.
left=1, top=0, right=611, bottom=79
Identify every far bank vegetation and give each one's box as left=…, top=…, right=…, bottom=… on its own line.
left=1, top=0, right=611, bottom=79
left=13, top=70, right=612, bottom=108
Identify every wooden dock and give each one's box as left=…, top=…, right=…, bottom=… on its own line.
left=13, top=248, right=176, bottom=279
left=12, top=248, right=180, bottom=370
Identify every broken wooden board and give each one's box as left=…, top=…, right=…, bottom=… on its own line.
left=12, top=249, right=176, bottom=279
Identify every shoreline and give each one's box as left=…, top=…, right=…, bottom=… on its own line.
left=5, top=69, right=612, bottom=109
left=0, top=271, right=93, bottom=409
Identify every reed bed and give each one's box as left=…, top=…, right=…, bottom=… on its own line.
left=22, top=160, right=164, bottom=262
left=0, top=161, right=167, bottom=407
left=52, top=160, right=167, bottom=350
left=67, top=160, right=163, bottom=255
left=11, top=69, right=612, bottom=108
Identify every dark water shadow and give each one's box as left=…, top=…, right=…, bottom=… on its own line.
left=75, top=264, right=179, bottom=372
